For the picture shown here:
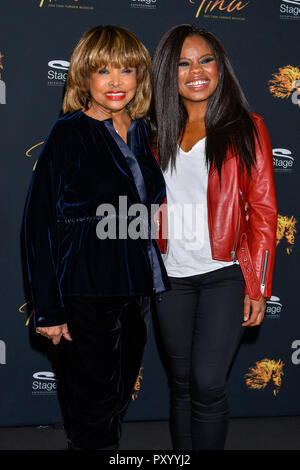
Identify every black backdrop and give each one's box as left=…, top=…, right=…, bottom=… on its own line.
left=0, top=0, right=299, bottom=426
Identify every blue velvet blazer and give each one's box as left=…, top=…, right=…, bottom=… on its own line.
left=24, top=110, right=169, bottom=328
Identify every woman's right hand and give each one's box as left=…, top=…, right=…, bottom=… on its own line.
left=36, top=323, right=72, bottom=345
left=242, top=295, right=266, bottom=327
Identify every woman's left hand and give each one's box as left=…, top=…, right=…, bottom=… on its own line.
left=242, top=294, right=266, bottom=327
left=36, top=323, right=72, bottom=345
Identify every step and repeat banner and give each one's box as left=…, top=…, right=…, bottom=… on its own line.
left=0, top=0, right=299, bottom=426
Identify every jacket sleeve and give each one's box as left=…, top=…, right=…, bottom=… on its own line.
left=245, top=115, right=278, bottom=300
left=24, top=125, right=66, bottom=328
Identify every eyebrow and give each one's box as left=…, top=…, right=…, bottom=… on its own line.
left=179, top=53, right=214, bottom=60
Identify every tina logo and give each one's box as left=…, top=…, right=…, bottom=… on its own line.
left=0, top=52, right=6, bottom=104
left=188, top=0, right=249, bottom=19
left=277, top=214, right=297, bottom=255
left=245, top=359, right=284, bottom=397
left=269, top=66, right=300, bottom=107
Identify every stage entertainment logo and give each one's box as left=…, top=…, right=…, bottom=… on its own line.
left=245, top=359, right=284, bottom=396
left=280, top=0, right=300, bottom=20
left=48, top=59, right=70, bottom=87
left=269, top=65, right=300, bottom=107
left=277, top=214, right=297, bottom=254
left=188, top=0, right=249, bottom=21
left=273, top=148, right=295, bottom=172
left=266, top=296, right=282, bottom=319
left=32, top=371, right=58, bottom=396
left=0, top=52, right=6, bottom=104
left=0, top=340, right=6, bottom=365
left=291, top=340, right=300, bottom=365
left=39, top=0, right=94, bottom=10
left=130, top=0, right=157, bottom=9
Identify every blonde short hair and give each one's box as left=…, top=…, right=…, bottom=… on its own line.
left=62, top=25, right=152, bottom=119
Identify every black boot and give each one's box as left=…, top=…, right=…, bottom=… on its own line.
left=66, top=440, right=82, bottom=450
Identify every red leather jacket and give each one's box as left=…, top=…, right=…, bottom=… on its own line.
left=154, top=114, right=278, bottom=301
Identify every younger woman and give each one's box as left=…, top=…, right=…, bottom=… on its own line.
left=150, top=24, right=277, bottom=450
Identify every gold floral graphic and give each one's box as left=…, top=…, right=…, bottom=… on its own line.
left=269, top=65, right=300, bottom=106
left=132, top=367, right=143, bottom=401
left=277, top=214, right=297, bottom=254
left=245, top=359, right=284, bottom=397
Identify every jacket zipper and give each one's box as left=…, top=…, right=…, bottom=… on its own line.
left=156, top=218, right=160, bottom=232
left=260, top=250, right=269, bottom=295
left=231, top=188, right=243, bottom=262
left=231, top=207, right=241, bottom=263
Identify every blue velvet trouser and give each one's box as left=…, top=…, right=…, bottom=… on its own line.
left=55, top=296, right=150, bottom=449
left=155, top=264, right=245, bottom=450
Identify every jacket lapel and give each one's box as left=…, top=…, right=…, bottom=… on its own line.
left=99, top=121, right=142, bottom=203
left=102, top=119, right=147, bottom=204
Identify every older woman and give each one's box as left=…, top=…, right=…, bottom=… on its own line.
left=150, top=25, right=277, bottom=450
left=24, top=25, right=169, bottom=450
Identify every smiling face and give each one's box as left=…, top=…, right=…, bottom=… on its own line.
left=88, top=65, right=137, bottom=118
left=178, top=35, right=219, bottom=109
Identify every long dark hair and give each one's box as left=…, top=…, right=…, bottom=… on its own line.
left=149, top=24, right=259, bottom=177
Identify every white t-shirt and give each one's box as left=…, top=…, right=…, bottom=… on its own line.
left=162, top=137, right=234, bottom=277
